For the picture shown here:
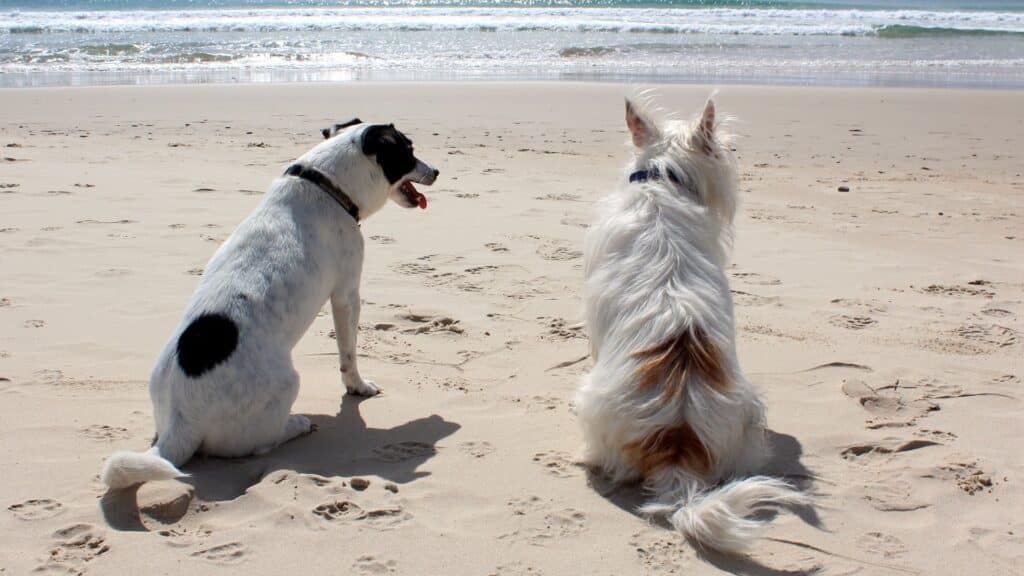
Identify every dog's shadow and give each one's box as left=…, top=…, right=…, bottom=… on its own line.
left=587, top=430, right=823, bottom=576
left=101, top=394, right=459, bottom=530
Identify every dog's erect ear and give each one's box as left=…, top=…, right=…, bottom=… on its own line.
left=692, top=99, right=717, bottom=155
left=626, top=98, right=659, bottom=148
left=321, top=128, right=331, bottom=139
left=701, top=99, right=715, bottom=139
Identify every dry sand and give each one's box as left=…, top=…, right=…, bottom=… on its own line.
left=0, top=83, right=1021, bottom=575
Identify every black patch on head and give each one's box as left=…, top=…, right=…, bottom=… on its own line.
left=322, top=118, right=363, bottom=139
left=176, top=313, right=239, bottom=378
left=361, top=124, right=417, bottom=185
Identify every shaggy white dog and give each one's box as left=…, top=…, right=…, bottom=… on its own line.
left=102, top=121, right=437, bottom=489
left=576, top=96, right=806, bottom=554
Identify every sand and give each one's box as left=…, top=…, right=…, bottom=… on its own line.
left=0, top=82, right=1021, bottom=575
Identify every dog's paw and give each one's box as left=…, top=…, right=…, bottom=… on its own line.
left=346, top=379, right=381, bottom=397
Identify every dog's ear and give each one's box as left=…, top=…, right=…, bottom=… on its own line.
left=625, top=98, right=659, bottom=148
left=321, top=118, right=363, bottom=140
left=361, top=124, right=399, bottom=157
left=692, top=99, right=717, bottom=155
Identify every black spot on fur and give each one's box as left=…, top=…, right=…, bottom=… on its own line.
left=176, top=313, right=239, bottom=378
left=361, top=124, right=417, bottom=185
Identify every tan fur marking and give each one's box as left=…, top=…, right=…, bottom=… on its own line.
left=624, top=421, right=712, bottom=476
left=632, top=325, right=730, bottom=402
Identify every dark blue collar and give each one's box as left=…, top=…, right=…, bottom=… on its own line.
left=629, top=165, right=683, bottom=187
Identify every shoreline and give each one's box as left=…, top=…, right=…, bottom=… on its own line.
left=4, top=71, right=1024, bottom=91
left=4, top=76, right=1024, bottom=92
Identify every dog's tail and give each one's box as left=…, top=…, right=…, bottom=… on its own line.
left=641, top=476, right=806, bottom=555
left=101, top=446, right=187, bottom=490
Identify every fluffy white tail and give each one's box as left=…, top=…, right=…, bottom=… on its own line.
left=101, top=447, right=186, bottom=489
left=641, top=476, right=807, bottom=555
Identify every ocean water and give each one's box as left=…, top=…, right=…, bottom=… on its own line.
left=1, top=0, right=1022, bottom=88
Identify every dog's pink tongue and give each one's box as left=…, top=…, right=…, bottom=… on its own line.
left=417, top=193, right=428, bottom=209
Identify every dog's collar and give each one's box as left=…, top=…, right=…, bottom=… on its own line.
left=629, top=165, right=700, bottom=201
left=283, top=163, right=360, bottom=223
left=629, top=166, right=682, bottom=186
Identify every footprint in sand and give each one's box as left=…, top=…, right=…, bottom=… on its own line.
left=831, top=297, right=889, bottom=314
left=857, top=532, right=908, bottom=559
left=528, top=508, right=587, bottom=544
left=842, top=378, right=940, bottom=429
left=990, top=373, right=1019, bottom=386
left=485, top=242, right=509, bottom=253
left=730, top=289, right=780, bottom=307
left=0, top=297, right=10, bottom=307
left=397, top=313, right=464, bottom=335
left=313, top=501, right=366, bottom=522
left=76, top=219, right=136, bottom=225
left=371, top=441, right=436, bottom=463
left=980, top=307, right=1014, bottom=318
left=952, top=324, right=1019, bottom=350
left=8, top=498, right=64, bottom=520
left=535, top=240, right=582, bottom=262
left=941, top=462, right=994, bottom=495
left=353, top=555, right=397, bottom=575
left=391, top=262, right=436, bottom=275
left=534, top=192, right=580, bottom=202
left=506, top=496, right=546, bottom=515
left=919, top=284, right=995, bottom=298
left=78, top=425, right=131, bottom=442
left=315, top=501, right=409, bottom=531
left=491, top=561, right=545, bottom=576
left=537, top=316, right=584, bottom=341
left=830, top=314, right=878, bottom=330
left=731, top=271, right=782, bottom=286
left=36, top=523, right=110, bottom=574
left=915, top=428, right=957, bottom=442
left=190, top=542, right=248, bottom=565
left=459, top=441, right=495, bottom=459
left=521, top=394, right=562, bottom=412
left=532, top=451, right=579, bottom=478
left=857, top=476, right=931, bottom=512
left=840, top=438, right=939, bottom=462
left=630, top=529, right=694, bottom=575
left=370, top=235, right=395, bottom=244
left=560, top=216, right=590, bottom=229
left=24, top=319, right=46, bottom=328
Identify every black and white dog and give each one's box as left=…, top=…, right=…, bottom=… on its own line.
left=102, top=120, right=438, bottom=489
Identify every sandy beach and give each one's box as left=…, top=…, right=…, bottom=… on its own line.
left=1, top=82, right=1022, bottom=575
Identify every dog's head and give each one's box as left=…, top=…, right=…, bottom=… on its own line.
left=624, top=96, right=737, bottom=227
left=308, top=119, right=439, bottom=218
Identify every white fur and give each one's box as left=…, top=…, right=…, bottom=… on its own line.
left=102, top=124, right=437, bottom=489
left=576, top=96, right=806, bottom=554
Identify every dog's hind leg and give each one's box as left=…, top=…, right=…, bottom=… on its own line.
left=330, top=291, right=379, bottom=396
left=155, top=411, right=204, bottom=467
left=252, top=414, right=314, bottom=456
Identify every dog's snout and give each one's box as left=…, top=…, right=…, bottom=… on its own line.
left=432, top=168, right=440, bottom=179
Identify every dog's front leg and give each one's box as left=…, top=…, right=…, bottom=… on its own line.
left=330, top=292, right=380, bottom=396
